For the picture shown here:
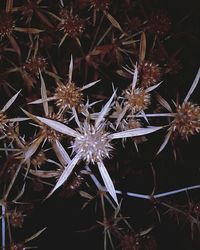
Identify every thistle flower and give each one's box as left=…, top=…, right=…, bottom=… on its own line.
left=113, top=64, right=163, bottom=128
left=34, top=91, right=162, bottom=204
left=30, top=56, right=99, bottom=113
left=23, top=56, right=47, bottom=76
left=58, top=9, right=85, bottom=46
left=124, top=87, right=151, bottom=113
left=138, top=61, right=162, bottom=88
left=171, top=102, right=200, bottom=139
left=148, top=10, right=171, bottom=37
left=0, top=12, right=15, bottom=38
left=9, top=210, right=24, bottom=228
left=73, top=121, right=112, bottom=164
left=31, top=150, right=47, bottom=168
left=54, top=82, right=83, bottom=110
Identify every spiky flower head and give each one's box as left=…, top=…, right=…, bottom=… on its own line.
left=23, top=56, right=47, bottom=75
left=73, top=121, right=112, bottom=164
left=0, top=12, right=15, bottom=37
left=148, top=9, right=171, bottom=37
left=90, top=0, right=110, bottom=11
left=138, top=61, right=161, bottom=88
left=124, top=87, right=151, bottom=113
left=59, top=10, right=85, bottom=38
left=31, top=150, right=47, bottom=168
left=9, top=210, right=24, bottom=228
left=54, top=82, right=83, bottom=110
left=171, top=102, right=200, bottom=139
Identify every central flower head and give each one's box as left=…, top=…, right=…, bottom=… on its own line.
left=73, top=121, right=112, bottom=164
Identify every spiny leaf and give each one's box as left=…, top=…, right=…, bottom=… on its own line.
left=95, top=90, right=116, bottom=128
left=97, top=161, right=118, bottom=205
left=80, top=80, right=101, bottom=91
left=109, top=126, right=163, bottom=140
left=104, top=11, right=123, bottom=32
left=52, top=140, right=71, bottom=166
left=139, top=32, right=146, bottom=63
left=40, top=71, right=49, bottom=116
left=2, top=90, right=21, bottom=112
left=14, top=27, right=44, bottom=33
left=45, top=152, right=82, bottom=199
left=24, top=227, right=47, bottom=243
left=69, top=55, right=73, bottom=83
left=23, top=135, right=45, bottom=162
left=36, top=116, right=80, bottom=137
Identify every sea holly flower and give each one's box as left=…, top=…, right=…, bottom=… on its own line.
left=33, top=91, right=163, bottom=204
left=113, top=64, right=163, bottom=128
left=157, top=67, right=200, bottom=154
left=30, top=55, right=100, bottom=114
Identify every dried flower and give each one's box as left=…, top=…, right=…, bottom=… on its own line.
left=9, top=210, right=24, bottom=228
left=0, top=12, right=15, bottom=38
left=23, top=56, right=47, bottom=76
left=35, top=91, right=162, bottom=203
left=124, top=87, right=151, bottom=113
left=31, top=150, right=47, bottom=168
left=148, top=10, right=171, bottom=37
left=54, top=82, right=83, bottom=110
left=73, top=121, right=112, bottom=164
left=138, top=61, right=161, bottom=88
left=171, top=102, right=200, bottom=139
left=59, top=10, right=85, bottom=38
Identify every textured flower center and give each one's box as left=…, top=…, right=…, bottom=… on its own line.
left=171, top=102, right=200, bottom=138
left=73, top=122, right=112, bottom=163
left=54, top=82, right=83, bottom=109
left=59, top=11, right=85, bottom=38
left=125, top=87, right=151, bottom=113
left=138, top=61, right=161, bottom=87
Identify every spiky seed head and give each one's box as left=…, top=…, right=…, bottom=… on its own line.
left=59, top=10, right=85, bottom=38
left=0, top=12, right=15, bottom=37
left=138, top=61, right=161, bottom=88
left=124, top=87, right=151, bottom=113
left=23, top=56, right=47, bottom=75
left=148, top=9, right=171, bottom=37
left=73, top=121, right=112, bottom=164
left=9, top=210, right=24, bottom=228
left=171, top=102, right=200, bottom=139
left=31, top=150, right=47, bottom=167
left=90, top=0, right=110, bottom=11
left=54, top=82, right=83, bottom=110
